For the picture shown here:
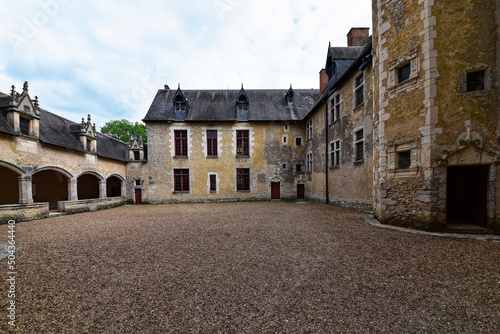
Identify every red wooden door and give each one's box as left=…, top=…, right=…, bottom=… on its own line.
left=135, top=189, right=142, bottom=204
left=297, top=184, right=305, bottom=200
left=271, top=182, right=280, bottom=199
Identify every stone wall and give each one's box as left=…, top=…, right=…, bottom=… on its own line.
left=58, top=197, right=127, bottom=214
left=0, top=203, right=49, bottom=224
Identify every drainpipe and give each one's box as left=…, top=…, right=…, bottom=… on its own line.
left=325, top=102, right=329, bottom=204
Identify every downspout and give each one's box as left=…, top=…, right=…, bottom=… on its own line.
left=325, top=102, right=329, bottom=204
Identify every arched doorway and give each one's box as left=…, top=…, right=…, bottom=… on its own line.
left=0, top=165, right=20, bottom=204
left=77, top=174, right=100, bottom=200
left=106, top=176, right=122, bottom=197
left=32, top=169, right=69, bottom=209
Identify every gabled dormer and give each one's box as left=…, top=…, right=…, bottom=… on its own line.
left=129, top=136, right=144, bottom=161
left=236, top=84, right=249, bottom=121
left=79, top=114, right=97, bottom=153
left=173, top=85, right=188, bottom=121
left=285, top=84, right=294, bottom=108
left=7, top=82, right=40, bottom=138
left=326, top=43, right=336, bottom=80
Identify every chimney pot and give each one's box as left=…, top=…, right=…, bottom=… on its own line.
left=347, top=27, right=369, bottom=47
left=319, top=69, right=328, bottom=96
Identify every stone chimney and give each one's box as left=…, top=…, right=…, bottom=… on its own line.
left=319, top=69, right=328, bottom=96
left=347, top=27, right=369, bottom=47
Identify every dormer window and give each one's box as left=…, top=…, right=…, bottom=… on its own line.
left=237, top=96, right=248, bottom=111
left=86, top=139, right=91, bottom=151
left=285, top=85, right=294, bottom=107
left=175, top=95, right=186, bottom=111
left=19, top=117, right=30, bottom=136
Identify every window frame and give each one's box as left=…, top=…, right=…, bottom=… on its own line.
left=306, top=152, right=313, bottom=173
left=174, top=130, right=188, bottom=157
left=354, top=74, right=364, bottom=108
left=236, top=130, right=250, bottom=157
left=206, top=130, right=218, bottom=157
left=209, top=174, right=217, bottom=192
left=329, top=93, right=341, bottom=123
left=353, top=128, right=364, bottom=162
left=236, top=168, right=250, bottom=191
left=19, top=116, right=30, bottom=136
left=306, top=120, right=313, bottom=141
left=174, top=169, right=190, bottom=192
left=330, top=139, right=340, bottom=167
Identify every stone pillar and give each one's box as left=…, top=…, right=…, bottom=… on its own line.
left=121, top=180, right=127, bottom=197
left=18, top=176, right=33, bottom=204
left=68, top=179, right=78, bottom=201
left=99, top=180, right=107, bottom=198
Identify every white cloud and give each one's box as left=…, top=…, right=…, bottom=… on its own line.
left=0, top=0, right=372, bottom=128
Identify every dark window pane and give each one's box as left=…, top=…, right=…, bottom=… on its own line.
left=467, top=71, right=485, bottom=91
left=398, top=63, right=411, bottom=83
left=399, top=151, right=412, bottom=169
left=20, top=117, right=30, bottom=135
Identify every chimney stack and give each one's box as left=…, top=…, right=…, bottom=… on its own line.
left=319, top=69, right=328, bottom=96
left=347, top=27, right=369, bottom=47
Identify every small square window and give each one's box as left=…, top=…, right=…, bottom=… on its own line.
left=283, top=136, right=287, bottom=143
left=296, top=164, right=302, bottom=172
left=282, top=163, right=287, bottom=170
left=467, top=71, right=485, bottom=92
left=135, top=179, right=141, bottom=186
left=398, top=63, right=411, bottom=83
left=295, top=137, right=302, bottom=146
left=399, top=151, right=411, bottom=169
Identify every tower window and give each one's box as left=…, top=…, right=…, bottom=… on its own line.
left=467, top=71, right=485, bottom=92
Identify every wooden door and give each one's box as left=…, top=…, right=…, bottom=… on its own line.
left=271, top=182, right=280, bottom=199
left=297, top=184, right=305, bottom=200
left=135, top=189, right=142, bottom=204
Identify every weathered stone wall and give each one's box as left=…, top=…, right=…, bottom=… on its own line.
left=373, top=0, right=500, bottom=232
left=0, top=203, right=49, bottom=224
left=145, top=121, right=306, bottom=203
left=58, top=197, right=127, bottom=214
left=327, top=64, right=374, bottom=211
left=304, top=105, right=327, bottom=203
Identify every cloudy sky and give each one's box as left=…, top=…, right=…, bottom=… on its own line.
left=0, top=0, right=371, bottom=129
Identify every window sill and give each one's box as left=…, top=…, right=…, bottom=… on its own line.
left=172, top=191, right=190, bottom=194
left=353, top=103, right=365, bottom=111
left=389, top=76, right=418, bottom=94
left=209, top=191, right=217, bottom=193
left=17, top=133, right=39, bottom=141
left=206, top=156, right=218, bottom=159
left=174, top=156, right=188, bottom=159
left=388, top=168, right=419, bottom=178
left=329, top=165, right=340, bottom=170
left=236, top=190, right=251, bottom=193
left=236, top=155, right=250, bottom=158
left=353, top=159, right=365, bottom=165
left=464, top=90, right=490, bottom=98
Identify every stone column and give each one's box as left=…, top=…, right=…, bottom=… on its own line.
left=121, top=180, right=127, bottom=197
left=68, top=179, right=78, bottom=201
left=18, top=176, right=33, bottom=204
left=99, top=180, right=107, bottom=198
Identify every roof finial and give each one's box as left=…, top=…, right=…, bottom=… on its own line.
left=23, top=81, right=28, bottom=93
left=241, top=83, right=244, bottom=89
left=178, top=83, right=180, bottom=89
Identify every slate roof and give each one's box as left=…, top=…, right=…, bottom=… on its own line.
left=143, top=88, right=319, bottom=123
left=326, top=46, right=365, bottom=90
left=0, top=91, right=130, bottom=162
left=307, top=36, right=373, bottom=118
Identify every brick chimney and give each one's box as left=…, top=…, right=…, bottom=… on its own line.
left=319, top=69, right=328, bottom=96
left=347, top=27, right=369, bottom=47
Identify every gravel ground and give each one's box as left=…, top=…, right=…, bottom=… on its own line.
left=0, top=202, right=499, bottom=333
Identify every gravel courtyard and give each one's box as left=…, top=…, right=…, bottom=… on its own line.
left=1, top=202, right=499, bottom=333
